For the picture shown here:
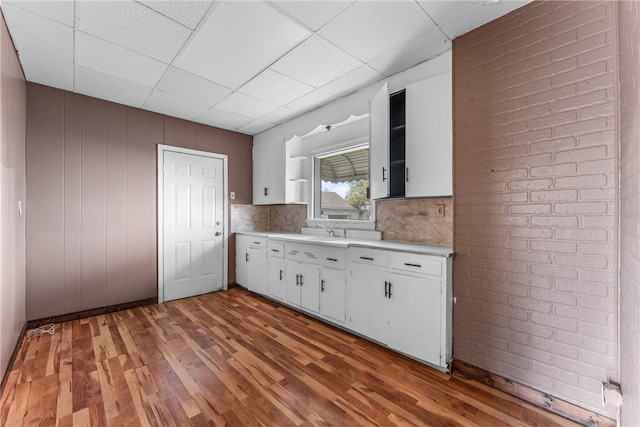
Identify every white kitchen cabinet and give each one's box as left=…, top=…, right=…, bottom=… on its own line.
left=235, top=235, right=249, bottom=287
left=285, top=244, right=320, bottom=313
left=369, top=83, right=390, bottom=200
left=347, top=248, right=451, bottom=368
left=253, top=138, right=285, bottom=205
left=268, top=241, right=285, bottom=301
left=236, top=235, right=268, bottom=295
left=369, top=72, right=453, bottom=199
left=319, top=249, right=347, bottom=324
left=405, top=72, right=452, bottom=197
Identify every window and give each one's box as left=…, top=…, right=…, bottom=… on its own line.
left=314, top=145, right=370, bottom=221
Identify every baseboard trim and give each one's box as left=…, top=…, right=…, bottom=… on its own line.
left=452, top=360, right=615, bottom=427
left=25, top=297, right=156, bottom=330
left=0, top=323, right=27, bottom=391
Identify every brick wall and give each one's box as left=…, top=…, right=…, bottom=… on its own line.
left=453, top=1, right=616, bottom=416
left=617, top=1, right=640, bottom=424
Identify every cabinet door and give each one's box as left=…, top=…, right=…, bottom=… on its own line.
left=268, top=257, right=285, bottom=301
left=253, top=139, right=285, bottom=205
left=348, top=264, right=388, bottom=340
left=369, top=83, right=390, bottom=200
left=285, top=260, right=301, bottom=306
left=247, top=247, right=268, bottom=295
left=235, top=244, right=248, bottom=287
left=386, top=273, right=442, bottom=366
left=320, top=268, right=346, bottom=323
left=405, top=72, right=452, bottom=197
left=300, top=263, right=320, bottom=313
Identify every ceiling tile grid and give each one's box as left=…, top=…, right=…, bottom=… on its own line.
left=1, top=0, right=532, bottom=136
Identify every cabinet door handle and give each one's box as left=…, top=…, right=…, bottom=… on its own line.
left=245, top=253, right=249, bottom=262
left=299, top=275, right=303, bottom=286
left=326, top=257, right=338, bottom=262
left=360, top=256, right=374, bottom=261
left=384, top=281, right=388, bottom=298
left=321, top=279, right=325, bottom=292
left=264, top=187, right=269, bottom=196
left=404, top=262, right=421, bottom=268
left=296, top=274, right=300, bottom=286
left=279, top=270, right=283, bottom=281
left=405, top=167, right=409, bottom=182
left=382, top=166, right=387, bottom=182
left=388, top=282, right=392, bottom=298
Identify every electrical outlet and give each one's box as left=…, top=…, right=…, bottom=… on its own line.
left=436, top=204, right=445, bottom=217
left=230, top=192, right=235, bottom=200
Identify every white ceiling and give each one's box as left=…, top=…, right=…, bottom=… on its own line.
left=1, top=0, right=531, bottom=136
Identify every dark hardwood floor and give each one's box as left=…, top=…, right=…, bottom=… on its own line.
left=0, top=287, right=579, bottom=426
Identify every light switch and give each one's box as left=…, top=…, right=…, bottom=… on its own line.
left=230, top=191, right=236, bottom=200
left=436, top=204, right=445, bottom=217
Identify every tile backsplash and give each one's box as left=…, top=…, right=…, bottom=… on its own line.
left=375, top=198, right=453, bottom=245
left=232, top=199, right=452, bottom=246
left=230, top=204, right=307, bottom=233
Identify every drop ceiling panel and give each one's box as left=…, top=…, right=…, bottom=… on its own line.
left=196, top=107, right=254, bottom=131
left=75, top=66, right=154, bottom=108
left=76, top=1, right=191, bottom=63
left=239, top=119, right=274, bottom=135
left=239, top=70, right=314, bottom=105
left=286, top=89, right=335, bottom=114
left=157, top=67, right=232, bottom=107
left=439, top=1, right=531, bottom=39
left=270, top=0, right=355, bottom=31
left=318, top=1, right=436, bottom=63
left=1, top=3, right=74, bottom=63
left=417, top=1, right=480, bottom=27
left=320, top=65, right=384, bottom=98
left=175, top=1, right=311, bottom=89
left=76, top=32, right=168, bottom=87
left=271, top=35, right=363, bottom=88
left=259, top=106, right=295, bottom=125
left=20, top=50, right=73, bottom=91
left=4, top=0, right=74, bottom=26
left=138, top=0, right=213, bottom=30
left=215, top=92, right=279, bottom=119
left=369, top=28, right=451, bottom=77
left=143, top=90, right=211, bottom=121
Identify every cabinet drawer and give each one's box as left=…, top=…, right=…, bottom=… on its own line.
left=349, top=248, right=389, bottom=268
left=286, top=244, right=320, bottom=264
left=268, top=242, right=285, bottom=258
left=390, top=254, right=442, bottom=277
left=321, top=249, right=346, bottom=269
left=247, top=236, right=268, bottom=248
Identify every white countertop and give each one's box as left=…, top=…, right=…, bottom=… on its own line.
left=235, top=231, right=454, bottom=257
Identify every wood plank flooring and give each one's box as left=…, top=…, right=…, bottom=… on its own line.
left=0, top=287, right=579, bottom=426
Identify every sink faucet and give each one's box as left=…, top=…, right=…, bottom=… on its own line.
left=315, top=223, right=335, bottom=237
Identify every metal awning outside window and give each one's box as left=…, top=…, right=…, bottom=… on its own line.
left=320, top=148, right=369, bottom=183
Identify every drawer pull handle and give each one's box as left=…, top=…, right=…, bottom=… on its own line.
left=326, top=257, right=338, bottom=262
left=360, top=256, right=374, bottom=261
left=404, top=262, right=422, bottom=268
left=271, top=249, right=280, bottom=253
left=253, top=241, right=261, bottom=245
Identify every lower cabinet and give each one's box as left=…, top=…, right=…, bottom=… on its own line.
left=235, top=234, right=453, bottom=371
left=284, top=243, right=321, bottom=312
left=319, top=249, right=347, bottom=324
left=348, top=248, right=451, bottom=368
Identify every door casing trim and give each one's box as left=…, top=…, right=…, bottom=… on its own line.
left=157, top=144, right=229, bottom=303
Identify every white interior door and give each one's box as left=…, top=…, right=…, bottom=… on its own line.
left=161, top=149, right=225, bottom=302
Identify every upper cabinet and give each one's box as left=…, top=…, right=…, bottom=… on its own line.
left=253, top=138, right=285, bottom=205
left=369, top=72, right=453, bottom=199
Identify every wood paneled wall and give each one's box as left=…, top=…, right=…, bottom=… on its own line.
left=0, top=10, right=27, bottom=380
left=26, top=84, right=252, bottom=321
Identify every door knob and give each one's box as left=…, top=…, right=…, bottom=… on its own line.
left=215, top=231, right=221, bottom=236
